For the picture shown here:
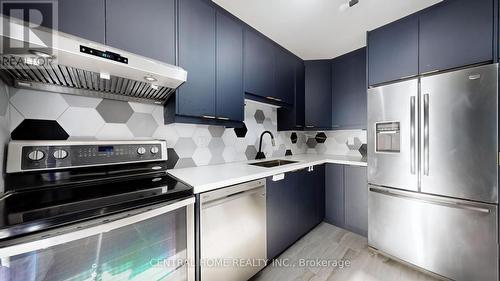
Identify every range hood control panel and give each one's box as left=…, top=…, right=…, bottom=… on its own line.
left=80, top=45, right=128, bottom=64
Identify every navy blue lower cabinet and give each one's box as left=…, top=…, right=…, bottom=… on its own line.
left=304, top=60, right=332, bottom=129
left=325, top=164, right=345, bottom=227
left=267, top=166, right=326, bottom=259
left=344, top=165, right=368, bottom=237
left=418, top=0, right=494, bottom=74
left=331, top=47, right=367, bottom=130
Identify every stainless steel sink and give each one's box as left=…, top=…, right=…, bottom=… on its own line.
left=249, top=159, right=298, bottom=168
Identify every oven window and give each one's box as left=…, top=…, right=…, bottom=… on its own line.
left=0, top=208, right=188, bottom=281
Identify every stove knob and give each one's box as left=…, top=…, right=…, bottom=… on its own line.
left=137, top=147, right=146, bottom=155
left=150, top=146, right=159, bottom=154
left=53, top=149, right=68, bottom=159
left=28, top=150, right=45, bottom=161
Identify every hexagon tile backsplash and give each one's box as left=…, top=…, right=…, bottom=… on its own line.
left=3, top=86, right=367, bottom=171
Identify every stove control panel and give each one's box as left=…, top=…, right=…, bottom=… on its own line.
left=6, top=141, right=168, bottom=173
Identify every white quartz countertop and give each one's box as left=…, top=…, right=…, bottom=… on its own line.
left=167, top=154, right=367, bottom=194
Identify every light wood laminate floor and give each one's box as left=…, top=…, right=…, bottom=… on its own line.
left=253, top=223, right=441, bottom=281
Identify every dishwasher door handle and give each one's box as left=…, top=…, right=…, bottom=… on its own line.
left=202, top=187, right=265, bottom=209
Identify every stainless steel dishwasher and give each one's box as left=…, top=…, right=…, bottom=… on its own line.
left=200, top=179, right=266, bottom=281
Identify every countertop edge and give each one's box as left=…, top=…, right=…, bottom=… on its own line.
left=168, top=156, right=367, bottom=194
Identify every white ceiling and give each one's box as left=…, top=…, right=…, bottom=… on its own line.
left=212, top=0, right=441, bottom=60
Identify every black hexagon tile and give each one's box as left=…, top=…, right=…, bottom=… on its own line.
left=11, top=119, right=69, bottom=140
left=315, top=132, right=327, bottom=143
left=166, top=148, right=179, bottom=169
left=290, top=132, right=298, bottom=143
left=234, top=122, right=248, bottom=138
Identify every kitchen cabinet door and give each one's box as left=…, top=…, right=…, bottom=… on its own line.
left=59, top=0, right=105, bottom=43
left=332, top=47, right=367, bottom=130
left=325, top=164, right=344, bottom=227
left=244, top=29, right=275, bottom=100
left=367, top=15, right=419, bottom=86
left=275, top=48, right=296, bottom=105
left=106, top=0, right=176, bottom=64
left=216, top=11, right=244, bottom=122
left=344, top=166, right=368, bottom=236
left=304, top=60, right=332, bottom=129
left=312, top=165, right=325, bottom=226
left=277, top=59, right=305, bottom=131
left=177, top=0, right=216, bottom=118
left=266, top=173, right=297, bottom=259
left=419, top=0, right=493, bottom=74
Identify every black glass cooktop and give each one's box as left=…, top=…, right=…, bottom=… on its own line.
left=0, top=162, right=192, bottom=241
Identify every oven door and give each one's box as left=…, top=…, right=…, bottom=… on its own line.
left=0, top=197, right=195, bottom=281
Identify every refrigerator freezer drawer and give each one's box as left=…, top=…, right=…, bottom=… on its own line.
left=368, top=185, right=498, bottom=281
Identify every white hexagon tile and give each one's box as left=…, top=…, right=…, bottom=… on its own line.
left=4, top=87, right=366, bottom=170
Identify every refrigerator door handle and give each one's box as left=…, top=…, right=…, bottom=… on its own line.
left=369, top=187, right=491, bottom=214
left=410, top=96, right=416, bottom=174
left=423, top=93, right=430, bottom=176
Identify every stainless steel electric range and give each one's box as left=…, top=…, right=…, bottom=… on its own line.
left=0, top=140, right=194, bottom=281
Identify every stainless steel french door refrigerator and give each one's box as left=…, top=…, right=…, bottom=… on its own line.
left=367, top=63, right=499, bottom=281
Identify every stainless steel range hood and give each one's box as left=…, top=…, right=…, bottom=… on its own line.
left=0, top=16, right=187, bottom=104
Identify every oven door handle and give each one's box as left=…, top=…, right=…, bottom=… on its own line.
left=0, top=197, right=195, bottom=258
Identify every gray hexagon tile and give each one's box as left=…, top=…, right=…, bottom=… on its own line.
left=175, top=158, right=196, bottom=169
left=96, top=99, right=134, bottom=123
left=245, top=145, right=257, bottom=160
left=254, top=109, right=265, bottom=124
left=192, top=126, right=211, bottom=147
left=208, top=137, right=225, bottom=156
left=192, top=147, right=211, bottom=166
left=174, top=138, right=197, bottom=158
left=58, top=108, right=104, bottom=137
left=126, top=113, right=158, bottom=137
left=306, top=137, right=317, bottom=148
left=11, top=89, right=68, bottom=119
left=208, top=125, right=224, bottom=137
left=63, top=95, right=102, bottom=108
left=96, top=123, right=134, bottom=140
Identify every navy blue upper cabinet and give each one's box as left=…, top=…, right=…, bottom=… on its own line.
left=419, top=0, right=493, bottom=73
left=177, top=0, right=216, bottom=118
left=106, top=0, right=176, bottom=64
left=304, top=60, right=332, bottom=129
left=244, top=29, right=275, bottom=100
left=367, top=15, right=419, bottom=86
left=59, top=0, right=105, bottom=44
left=274, top=48, right=296, bottom=105
left=277, top=59, right=305, bottom=131
left=332, top=47, right=367, bottom=130
left=216, top=11, right=244, bottom=122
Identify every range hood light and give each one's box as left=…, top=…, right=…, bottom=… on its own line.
left=151, top=84, right=159, bottom=90
left=144, top=76, right=157, bottom=82
left=100, top=72, right=111, bottom=80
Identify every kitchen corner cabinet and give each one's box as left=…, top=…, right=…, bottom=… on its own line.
left=59, top=0, right=106, bottom=44
left=325, top=164, right=368, bottom=237
left=267, top=165, right=325, bottom=260
left=304, top=60, right=332, bottom=129
left=277, top=60, right=305, bottom=131
left=418, top=0, right=493, bottom=74
left=367, top=15, right=419, bottom=86
left=106, top=0, right=176, bottom=65
left=331, top=47, right=367, bottom=130
left=244, top=29, right=275, bottom=100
